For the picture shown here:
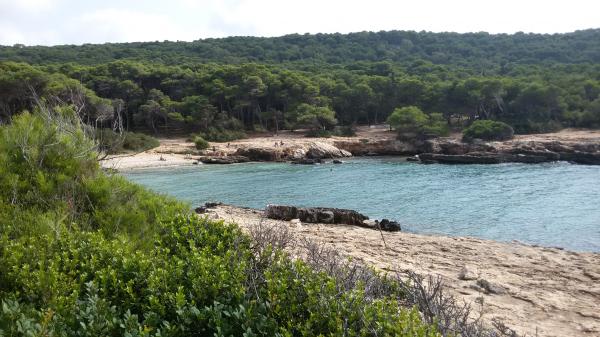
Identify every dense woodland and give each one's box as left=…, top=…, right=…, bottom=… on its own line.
left=1, top=29, right=600, bottom=140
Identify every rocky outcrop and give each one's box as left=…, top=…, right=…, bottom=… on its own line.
left=417, top=138, right=600, bottom=165
left=235, top=147, right=282, bottom=161
left=419, top=153, right=503, bottom=164
left=334, top=139, right=421, bottom=155
left=265, top=205, right=402, bottom=232
left=194, top=202, right=223, bottom=214
left=557, top=151, right=600, bottom=165
left=200, top=155, right=250, bottom=164
left=234, top=142, right=351, bottom=162
left=305, top=142, right=352, bottom=159
left=265, top=205, right=368, bottom=227
left=377, top=219, right=402, bottom=232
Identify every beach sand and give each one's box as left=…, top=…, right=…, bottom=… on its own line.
left=208, top=204, right=600, bottom=337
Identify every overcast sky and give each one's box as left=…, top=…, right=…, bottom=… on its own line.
left=1, top=0, right=598, bottom=46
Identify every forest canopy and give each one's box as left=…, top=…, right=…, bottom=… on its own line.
left=1, top=29, right=599, bottom=137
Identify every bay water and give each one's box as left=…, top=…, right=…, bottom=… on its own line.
left=125, top=158, right=600, bottom=252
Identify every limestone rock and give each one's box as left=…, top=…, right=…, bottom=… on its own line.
left=235, top=147, right=282, bottom=161
left=265, top=205, right=370, bottom=228
left=305, top=142, right=352, bottom=159
left=200, top=155, right=249, bottom=164
left=477, top=279, right=506, bottom=295
left=458, top=266, right=478, bottom=280
left=378, top=219, right=401, bottom=232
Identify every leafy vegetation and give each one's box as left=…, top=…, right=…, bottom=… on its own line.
left=193, top=135, right=210, bottom=150
left=293, top=103, right=337, bottom=134
left=463, top=120, right=515, bottom=141
left=0, top=106, right=445, bottom=336
left=97, top=129, right=160, bottom=154
left=0, top=29, right=599, bottom=140
left=387, top=106, right=449, bottom=139
left=2, top=30, right=600, bottom=67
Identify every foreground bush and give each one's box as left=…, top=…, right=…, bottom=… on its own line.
left=0, top=108, right=441, bottom=336
left=0, top=216, right=439, bottom=337
left=0, top=111, right=186, bottom=240
left=462, top=120, right=515, bottom=141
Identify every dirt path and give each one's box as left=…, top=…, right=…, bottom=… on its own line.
left=209, top=205, right=600, bottom=337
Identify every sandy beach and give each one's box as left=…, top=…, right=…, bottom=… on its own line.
left=206, top=204, right=600, bottom=337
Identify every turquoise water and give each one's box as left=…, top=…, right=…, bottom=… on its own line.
left=125, top=158, right=600, bottom=252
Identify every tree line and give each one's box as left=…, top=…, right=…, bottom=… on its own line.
left=1, top=29, right=600, bottom=138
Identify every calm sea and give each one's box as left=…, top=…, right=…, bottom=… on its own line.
left=125, top=158, right=600, bottom=252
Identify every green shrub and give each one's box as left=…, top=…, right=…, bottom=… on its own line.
left=305, top=129, right=332, bottom=138
left=0, top=106, right=441, bottom=336
left=0, top=216, right=439, bottom=337
left=96, top=129, right=159, bottom=154
left=421, top=113, right=450, bottom=137
left=463, top=120, right=515, bottom=141
left=193, top=136, right=210, bottom=150
left=333, top=125, right=357, bottom=137
left=195, top=127, right=246, bottom=142
left=507, top=119, right=563, bottom=134
left=0, top=111, right=187, bottom=240
left=387, top=106, right=448, bottom=139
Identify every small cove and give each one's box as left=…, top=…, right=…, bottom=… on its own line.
left=125, top=158, right=600, bottom=252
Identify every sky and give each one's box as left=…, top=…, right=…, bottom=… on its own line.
left=0, top=0, right=598, bottom=46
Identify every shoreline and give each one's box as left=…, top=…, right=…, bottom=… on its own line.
left=206, top=204, right=600, bottom=337
left=102, top=126, right=600, bottom=171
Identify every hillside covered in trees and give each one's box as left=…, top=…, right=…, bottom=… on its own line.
left=1, top=29, right=600, bottom=139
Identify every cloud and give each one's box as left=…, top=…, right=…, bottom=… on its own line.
left=0, top=0, right=58, bottom=12
left=0, top=0, right=598, bottom=46
left=73, top=9, right=194, bottom=43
